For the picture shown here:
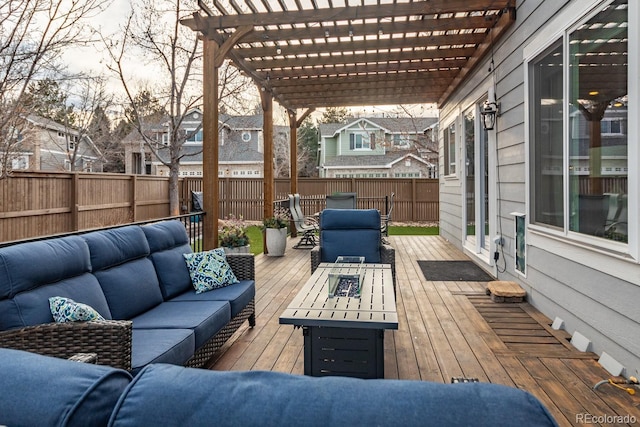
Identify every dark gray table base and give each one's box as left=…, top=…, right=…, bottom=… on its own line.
left=303, top=326, right=384, bottom=379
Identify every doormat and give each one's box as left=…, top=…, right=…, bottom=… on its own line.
left=417, top=260, right=494, bottom=282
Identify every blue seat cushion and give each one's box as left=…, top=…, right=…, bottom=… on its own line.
left=110, top=365, right=558, bottom=427
left=142, top=221, right=194, bottom=299
left=0, top=273, right=112, bottom=330
left=0, top=348, right=131, bottom=427
left=131, top=328, right=195, bottom=375
left=320, top=209, right=381, bottom=263
left=131, top=301, right=231, bottom=349
left=169, top=280, right=255, bottom=317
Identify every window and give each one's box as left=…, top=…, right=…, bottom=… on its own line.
left=11, top=155, right=29, bottom=170
left=186, top=129, right=203, bottom=143
left=241, top=131, right=251, bottom=142
left=528, top=0, right=628, bottom=244
left=393, top=134, right=412, bottom=147
left=349, top=133, right=371, bottom=150
left=443, top=122, right=456, bottom=175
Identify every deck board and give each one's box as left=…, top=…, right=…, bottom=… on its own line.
left=207, top=235, right=640, bottom=427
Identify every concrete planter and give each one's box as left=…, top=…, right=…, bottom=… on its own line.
left=223, top=245, right=251, bottom=255
left=265, top=228, right=287, bottom=256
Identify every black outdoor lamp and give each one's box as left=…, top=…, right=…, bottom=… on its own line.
left=480, top=88, right=500, bottom=131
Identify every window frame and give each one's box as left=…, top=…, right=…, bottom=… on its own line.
left=524, top=0, right=638, bottom=265
left=442, top=120, right=457, bottom=177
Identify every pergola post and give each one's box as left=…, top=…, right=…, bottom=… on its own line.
left=202, top=38, right=220, bottom=250
left=261, top=89, right=274, bottom=221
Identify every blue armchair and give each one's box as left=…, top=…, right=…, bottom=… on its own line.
left=310, top=209, right=396, bottom=290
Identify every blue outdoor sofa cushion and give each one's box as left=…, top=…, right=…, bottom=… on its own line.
left=110, top=364, right=558, bottom=427
left=170, top=280, right=255, bottom=318
left=0, top=236, right=113, bottom=330
left=0, top=348, right=132, bottom=427
left=83, top=226, right=164, bottom=320
left=142, top=221, right=194, bottom=299
left=131, top=328, right=195, bottom=374
left=320, top=209, right=382, bottom=263
left=131, top=300, right=231, bottom=349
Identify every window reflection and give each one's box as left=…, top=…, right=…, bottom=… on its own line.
left=569, top=0, right=628, bottom=242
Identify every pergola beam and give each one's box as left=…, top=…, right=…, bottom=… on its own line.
left=238, top=34, right=486, bottom=58
left=184, top=1, right=511, bottom=31
left=232, top=15, right=496, bottom=45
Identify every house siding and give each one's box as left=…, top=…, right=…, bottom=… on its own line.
left=440, top=0, right=640, bottom=375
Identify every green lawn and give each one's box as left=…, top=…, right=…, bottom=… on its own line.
left=210, top=224, right=438, bottom=256
left=388, top=225, right=439, bottom=236
left=246, top=226, right=264, bottom=255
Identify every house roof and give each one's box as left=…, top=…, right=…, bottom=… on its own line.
left=320, top=116, right=438, bottom=137
left=182, top=1, right=516, bottom=109
left=219, top=114, right=263, bottom=130
left=323, top=150, right=431, bottom=168
left=26, top=114, right=103, bottom=158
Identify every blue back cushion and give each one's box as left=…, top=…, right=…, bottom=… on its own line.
left=110, top=365, right=558, bottom=426
left=0, top=235, right=90, bottom=299
left=142, top=221, right=194, bottom=299
left=320, top=209, right=381, bottom=263
left=83, top=226, right=163, bottom=320
left=0, top=236, right=112, bottom=330
left=0, top=348, right=132, bottom=427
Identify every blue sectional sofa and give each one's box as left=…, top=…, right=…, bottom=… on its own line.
left=0, top=348, right=558, bottom=427
left=0, top=220, right=255, bottom=373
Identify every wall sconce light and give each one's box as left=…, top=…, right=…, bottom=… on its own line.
left=480, top=87, right=500, bottom=131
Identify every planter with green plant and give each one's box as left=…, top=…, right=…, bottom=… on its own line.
left=263, top=213, right=289, bottom=256
left=219, top=214, right=250, bottom=254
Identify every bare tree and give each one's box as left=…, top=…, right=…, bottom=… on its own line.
left=0, top=0, right=110, bottom=178
left=102, top=0, right=255, bottom=215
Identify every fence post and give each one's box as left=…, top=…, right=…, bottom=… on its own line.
left=131, top=175, right=138, bottom=222
left=412, top=179, right=417, bottom=221
left=71, top=173, right=79, bottom=231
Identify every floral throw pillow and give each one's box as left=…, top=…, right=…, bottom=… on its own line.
left=183, top=248, right=239, bottom=293
left=49, top=296, right=105, bottom=323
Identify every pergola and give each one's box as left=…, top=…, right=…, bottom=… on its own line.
left=182, top=0, right=516, bottom=249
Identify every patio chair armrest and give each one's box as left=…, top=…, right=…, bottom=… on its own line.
left=68, top=352, right=98, bottom=364
left=0, top=320, right=132, bottom=371
left=310, top=246, right=321, bottom=274
left=226, top=253, right=255, bottom=281
left=304, top=216, right=319, bottom=228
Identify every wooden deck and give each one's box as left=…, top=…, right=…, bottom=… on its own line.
left=210, top=235, right=640, bottom=427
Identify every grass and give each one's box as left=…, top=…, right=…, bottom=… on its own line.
left=246, top=226, right=264, bottom=255
left=196, top=224, right=438, bottom=255
left=388, top=225, right=439, bottom=235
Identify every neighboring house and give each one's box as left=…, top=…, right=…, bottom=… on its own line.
left=318, top=117, right=439, bottom=178
left=124, top=109, right=289, bottom=178
left=9, top=115, right=104, bottom=173
left=439, top=0, right=638, bottom=375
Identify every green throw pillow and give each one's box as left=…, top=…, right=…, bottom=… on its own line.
left=183, top=248, right=239, bottom=293
left=49, top=296, right=105, bottom=323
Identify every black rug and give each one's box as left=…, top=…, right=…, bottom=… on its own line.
left=417, top=260, right=494, bottom=282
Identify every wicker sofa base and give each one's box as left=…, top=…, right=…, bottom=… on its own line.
left=0, top=319, right=133, bottom=370
left=186, top=299, right=256, bottom=368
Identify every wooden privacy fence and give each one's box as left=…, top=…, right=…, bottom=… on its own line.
left=181, top=177, right=439, bottom=223
left=1, top=171, right=439, bottom=242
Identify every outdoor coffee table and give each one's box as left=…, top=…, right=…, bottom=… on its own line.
left=279, top=262, right=397, bottom=379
